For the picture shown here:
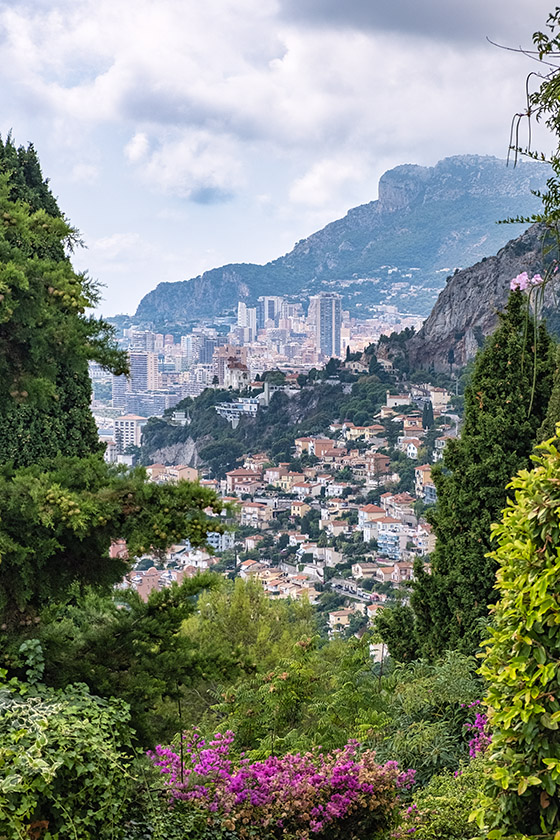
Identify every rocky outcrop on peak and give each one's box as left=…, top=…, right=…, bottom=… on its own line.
left=406, top=224, right=545, bottom=371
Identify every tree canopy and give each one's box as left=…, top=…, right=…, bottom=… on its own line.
left=0, top=137, right=126, bottom=466
left=412, top=292, right=555, bottom=656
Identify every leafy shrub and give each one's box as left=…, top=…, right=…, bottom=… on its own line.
left=394, top=757, right=485, bottom=840
left=373, top=652, right=483, bottom=782
left=149, top=730, right=410, bottom=839
left=475, top=435, right=560, bottom=836
left=123, top=801, right=239, bottom=840
left=0, top=672, right=133, bottom=839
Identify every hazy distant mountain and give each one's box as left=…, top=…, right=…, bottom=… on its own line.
left=135, top=155, right=550, bottom=323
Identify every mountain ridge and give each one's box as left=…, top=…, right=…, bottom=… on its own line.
left=136, top=155, right=550, bottom=323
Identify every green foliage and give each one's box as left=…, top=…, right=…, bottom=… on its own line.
left=206, top=636, right=390, bottom=758
left=412, top=292, right=556, bottom=656
left=372, top=652, right=482, bottom=783
left=0, top=141, right=126, bottom=467
left=537, top=345, right=560, bottom=442
left=0, top=135, right=60, bottom=216
left=141, top=372, right=388, bottom=475
left=475, top=435, right=560, bottom=837
left=199, top=439, right=245, bottom=476
left=184, top=578, right=315, bottom=673
left=396, top=758, right=485, bottom=840
left=422, top=400, right=435, bottom=430
left=374, top=603, right=420, bottom=662
left=198, top=632, right=480, bottom=778
left=14, top=576, right=219, bottom=747
left=124, top=799, right=239, bottom=840
left=0, top=670, right=134, bottom=840
left=178, top=579, right=317, bottom=730
left=0, top=455, right=224, bottom=622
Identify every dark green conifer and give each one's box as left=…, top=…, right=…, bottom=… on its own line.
left=412, top=291, right=556, bottom=656
left=422, top=400, right=434, bottom=429
left=537, top=344, right=560, bottom=441
left=0, top=138, right=126, bottom=466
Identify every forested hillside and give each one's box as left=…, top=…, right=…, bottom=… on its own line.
left=140, top=365, right=393, bottom=472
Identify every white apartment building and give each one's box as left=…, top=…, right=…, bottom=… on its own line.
left=128, top=351, right=159, bottom=391
left=114, top=415, right=148, bottom=454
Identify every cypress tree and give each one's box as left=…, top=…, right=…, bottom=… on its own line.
left=422, top=400, right=434, bottom=429
left=0, top=138, right=125, bottom=466
left=412, top=291, right=556, bottom=656
left=537, top=344, right=560, bottom=441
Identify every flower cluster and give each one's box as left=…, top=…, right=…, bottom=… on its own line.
left=510, top=271, right=544, bottom=291
left=463, top=707, right=491, bottom=758
left=149, top=731, right=412, bottom=839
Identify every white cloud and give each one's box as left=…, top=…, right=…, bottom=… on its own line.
left=70, top=162, right=99, bottom=184
left=127, top=129, right=244, bottom=201
left=125, top=132, right=149, bottom=163
left=289, top=156, right=365, bottom=206
left=92, top=232, right=143, bottom=259
left=0, top=0, right=554, bottom=314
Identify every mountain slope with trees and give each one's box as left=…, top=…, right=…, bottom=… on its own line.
left=135, top=155, right=548, bottom=322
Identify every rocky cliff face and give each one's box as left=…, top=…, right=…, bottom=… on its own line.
left=135, top=155, right=549, bottom=323
left=406, top=224, right=545, bottom=370
left=142, top=437, right=204, bottom=468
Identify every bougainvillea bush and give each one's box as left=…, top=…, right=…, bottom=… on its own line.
left=149, top=730, right=414, bottom=839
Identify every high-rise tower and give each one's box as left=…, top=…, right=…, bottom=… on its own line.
left=315, top=292, right=342, bottom=358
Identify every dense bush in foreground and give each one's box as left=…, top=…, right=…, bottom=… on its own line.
left=149, top=730, right=414, bottom=840
left=0, top=672, right=133, bottom=839
left=394, top=757, right=485, bottom=840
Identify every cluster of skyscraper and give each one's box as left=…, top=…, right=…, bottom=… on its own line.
left=237, top=292, right=342, bottom=357
left=106, top=292, right=343, bottom=416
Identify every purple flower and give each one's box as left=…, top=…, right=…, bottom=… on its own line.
left=149, top=730, right=406, bottom=835
left=464, top=711, right=491, bottom=756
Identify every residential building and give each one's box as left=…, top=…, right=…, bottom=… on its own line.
left=114, top=415, right=147, bottom=454
left=291, top=500, right=310, bottom=517
left=376, top=516, right=406, bottom=560
left=358, top=504, right=385, bottom=531
left=206, top=530, right=235, bottom=552
left=314, top=292, right=342, bottom=358
left=128, top=351, right=159, bottom=391
left=400, top=437, right=421, bottom=459
left=257, top=295, right=284, bottom=328
left=434, top=435, right=453, bottom=461
left=225, top=468, right=263, bottom=495
left=386, top=391, right=411, bottom=409
left=166, top=465, right=199, bottom=483
left=415, top=464, right=432, bottom=498
left=224, top=359, right=250, bottom=390
left=112, top=374, right=128, bottom=410
left=365, top=453, right=391, bottom=487
left=240, top=502, right=274, bottom=529
left=328, top=608, right=355, bottom=633
left=351, top=562, right=379, bottom=579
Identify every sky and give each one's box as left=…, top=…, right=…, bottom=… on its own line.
left=0, top=0, right=556, bottom=315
